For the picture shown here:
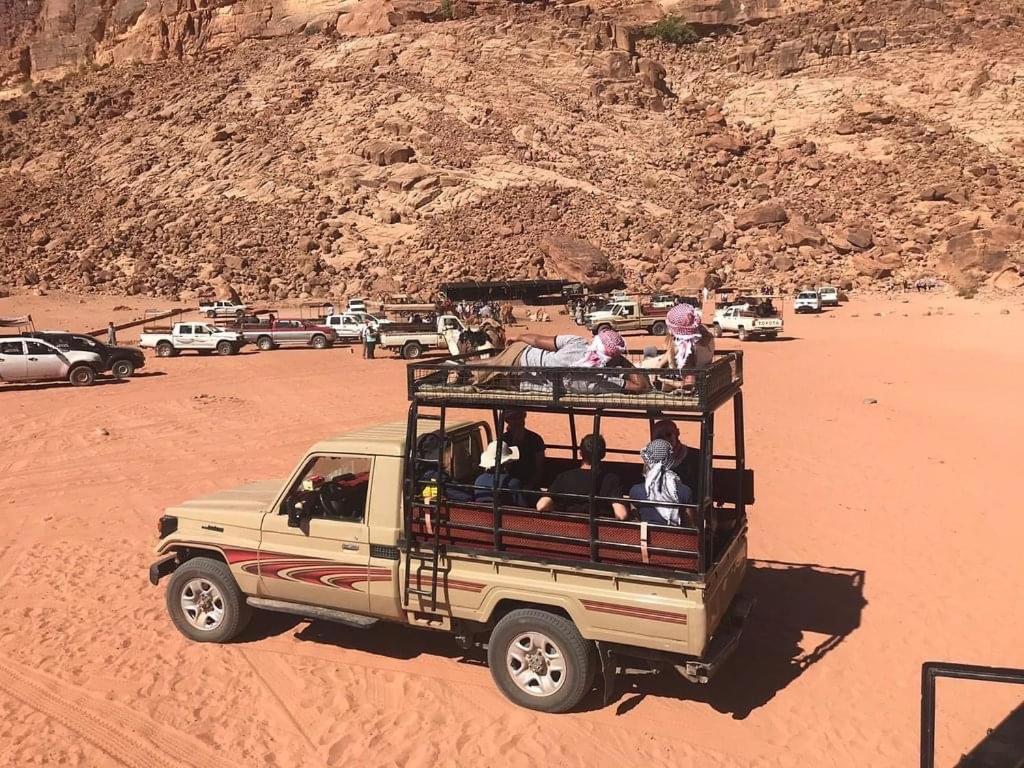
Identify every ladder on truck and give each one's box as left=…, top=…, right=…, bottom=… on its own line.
left=402, top=403, right=448, bottom=612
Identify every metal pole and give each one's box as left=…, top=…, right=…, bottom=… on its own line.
left=920, top=663, right=936, bottom=768
left=493, top=411, right=506, bottom=552
left=699, top=413, right=715, bottom=572
left=734, top=390, right=746, bottom=519
left=588, top=411, right=602, bottom=562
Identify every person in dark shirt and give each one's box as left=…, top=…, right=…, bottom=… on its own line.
left=473, top=441, right=526, bottom=506
left=536, top=434, right=628, bottom=520
left=501, top=408, right=545, bottom=491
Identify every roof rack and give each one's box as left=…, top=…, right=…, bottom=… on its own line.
left=407, top=350, right=742, bottom=414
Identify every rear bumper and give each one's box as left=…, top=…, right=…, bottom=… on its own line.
left=679, top=593, right=755, bottom=684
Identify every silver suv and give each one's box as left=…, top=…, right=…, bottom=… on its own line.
left=0, top=337, right=102, bottom=386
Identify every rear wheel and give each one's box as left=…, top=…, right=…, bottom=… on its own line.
left=68, top=365, right=95, bottom=387
left=216, top=340, right=234, bottom=356
left=737, top=326, right=749, bottom=341
left=235, top=309, right=244, bottom=319
left=156, top=342, right=176, bottom=358
left=206, top=310, right=216, bottom=319
left=166, top=557, right=250, bottom=643
left=650, top=320, right=666, bottom=336
left=256, top=336, right=275, bottom=351
left=487, top=609, right=594, bottom=714
left=311, top=334, right=328, bottom=350
left=111, top=359, right=135, bottom=379
left=402, top=341, right=423, bottom=360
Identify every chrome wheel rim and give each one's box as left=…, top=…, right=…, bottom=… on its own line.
left=505, top=631, right=566, bottom=697
left=179, top=578, right=226, bottom=631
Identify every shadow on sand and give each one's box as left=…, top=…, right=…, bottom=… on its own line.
left=609, top=559, right=867, bottom=719
left=955, top=701, right=1024, bottom=767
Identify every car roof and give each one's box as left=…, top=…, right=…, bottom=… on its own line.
left=309, top=419, right=478, bottom=458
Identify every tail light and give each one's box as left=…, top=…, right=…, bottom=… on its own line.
left=157, top=515, right=178, bottom=538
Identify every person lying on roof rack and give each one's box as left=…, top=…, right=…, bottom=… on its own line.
left=639, top=304, right=715, bottom=392
left=477, top=328, right=651, bottom=394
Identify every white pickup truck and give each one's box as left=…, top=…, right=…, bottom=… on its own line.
left=793, top=291, right=822, bottom=313
left=711, top=305, right=783, bottom=341
left=139, top=323, right=247, bottom=357
left=198, top=300, right=247, bottom=319
left=323, top=312, right=392, bottom=342
left=379, top=314, right=466, bottom=359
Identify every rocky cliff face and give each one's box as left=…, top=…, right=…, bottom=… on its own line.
left=1, top=0, right=1022, bottom=301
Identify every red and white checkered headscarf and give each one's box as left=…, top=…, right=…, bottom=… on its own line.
left=579, top=328, right=626, bottom=368
left=666, top=303, right=702, bottom=368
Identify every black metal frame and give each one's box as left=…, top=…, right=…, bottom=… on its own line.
left=920, top=661, right=1024, bottom=768
left=398, top=349, right=749, bottom=608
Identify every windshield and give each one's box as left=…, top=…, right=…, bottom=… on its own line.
left=799, top=293, right=817, bottom=299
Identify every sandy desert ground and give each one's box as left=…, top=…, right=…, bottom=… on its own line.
left=0, top=289, right=1022, bottom=768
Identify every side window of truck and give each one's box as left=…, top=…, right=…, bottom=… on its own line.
left=282, top=455, right=372, bottom=523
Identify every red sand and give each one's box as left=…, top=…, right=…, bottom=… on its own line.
left=1, top=290, right=1022, bottom=767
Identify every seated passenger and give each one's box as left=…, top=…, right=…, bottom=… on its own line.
left=653, top=303, right=716, bottom=393
left=652, top=419, right=700, bottom=491
left=416, top=432, right=472, bottom=503
left=475, top=329, right=650, bottom=394
left=536, top=434, right=628, bottom=520
left=628, top=439, right=693, bottom=526
left=473, top=441, right=526, bottom=506
left=502, top=408, right=546, bottom=490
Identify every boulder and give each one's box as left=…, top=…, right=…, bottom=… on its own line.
left=772, top=254, right=795, bottom=271
left=360, top=140, right=415, bottom=166
left=781, top=221, right=825, bottom=247
left=944, top=226, right=1022, bottom=273
left=733, top=254, right=755, bottom=272
left=706, top=133, right=747, bottom=154
left=539, top=235, right=620, bottom=289
left=734, top=202, right=789, bottom=230
left=849, top=27, right=886, bottom=52
left=842, top=227, right=874, bottom=250
left=852, top=254, right=892, bottom=279
left=772, top=40, right=805, bottom=76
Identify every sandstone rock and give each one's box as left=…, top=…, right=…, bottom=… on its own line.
left=772, top=40, right=805, bottom=76
left=706, top=133, right=747, bottom=154
left=852, top=254, right=892, bottom=279
left=733, top=254, right=754, bottom=272
left=539, top=235, right=620, bottom=289
left=944, top=226, right=1022, bottom=272
left=992, top=267, right=1023, bottom=291
left=781, top=221, right=825, bottom=247
left=735, top=202, right=789, bottom=230
left=849, top=27, right=886, bottom=52
left=360, top=140, right=414, bottom=166
left=772, top=254, right=795, bottom=271
left=842, top=227, right=874, bottom=250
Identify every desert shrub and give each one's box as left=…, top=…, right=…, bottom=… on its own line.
left=643, top=16, right=699, bottom=45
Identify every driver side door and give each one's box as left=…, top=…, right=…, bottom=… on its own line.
left=24, top=341, right=67, bottom=380
left=258, top=453, right=373, bottom=612
left=0, top=340, right=27, bottom=381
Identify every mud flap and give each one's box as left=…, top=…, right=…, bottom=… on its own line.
left=596, top=642, right=618, bottom=706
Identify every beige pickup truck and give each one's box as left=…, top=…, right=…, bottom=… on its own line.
left=150, top=352, right=753, bottom=713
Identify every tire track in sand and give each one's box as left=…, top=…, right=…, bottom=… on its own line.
left=0, top=656, right=242, bottom=768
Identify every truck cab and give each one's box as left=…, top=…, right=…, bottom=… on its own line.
left=151, top=349, right=754, bottom=714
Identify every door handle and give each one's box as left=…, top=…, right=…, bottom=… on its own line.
left=28, top=357, right=38, bottom=361
left=341, top=543, right=359, bottom=551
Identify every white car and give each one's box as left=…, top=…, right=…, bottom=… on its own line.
left=198, top=300, right=247, bottom=319
left=711, top=306, right=783, bottom=341
left=139, top=323, right=247, bottom=357
left=0, top=337, right=101, bottom=386
left=819, top=286, right=840, bottom=307
left=794, top=291, right=822, bottom=313
left=323, top=312, right=391, bottom=341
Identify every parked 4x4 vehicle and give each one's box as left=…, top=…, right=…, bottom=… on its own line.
left=794, top=291, right=822, bottom=313
left=139, top=322, right=247, bottom=357
left=818, top=286, right=840, bottom=307
left=28, top=331, right=145, bottom=378
left=224, top=318, right=337, bottom=351
left=198, top=300, right=247, bottom=319
left=150, top=351, right=753, bottom=713
left=0, top=337, right=102, bottom=386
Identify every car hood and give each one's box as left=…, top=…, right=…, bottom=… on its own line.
left=167, top=479, right=283, bottom=522
left=64, top=350, right=102, bottom=363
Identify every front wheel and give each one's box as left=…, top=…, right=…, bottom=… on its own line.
left=111, top=359, right=135, bottom=379
left=402, top=341, right=423, bottom=360
left=487, top=609, right=594, bottom=714
left=650, top=320, right=666, bottom=336
left=165, top=557, right=251, bottom=643
left=68, top=365, right=95, bottom=387
left=206, top=310, right=216, bottom=319
left=311, top=334, right=328, bottom=350
left=216, top=341, right=234, bottom=356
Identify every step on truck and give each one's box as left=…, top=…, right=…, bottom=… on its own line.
left=150, top=350, right=754, bottom=713
left=139, top=322, right=247, bottom=357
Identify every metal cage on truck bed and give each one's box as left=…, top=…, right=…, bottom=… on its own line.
left=401, top=350, right=752, bottom=610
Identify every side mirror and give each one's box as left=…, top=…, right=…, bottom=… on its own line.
left=286, top=500, right=312, bottom=529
